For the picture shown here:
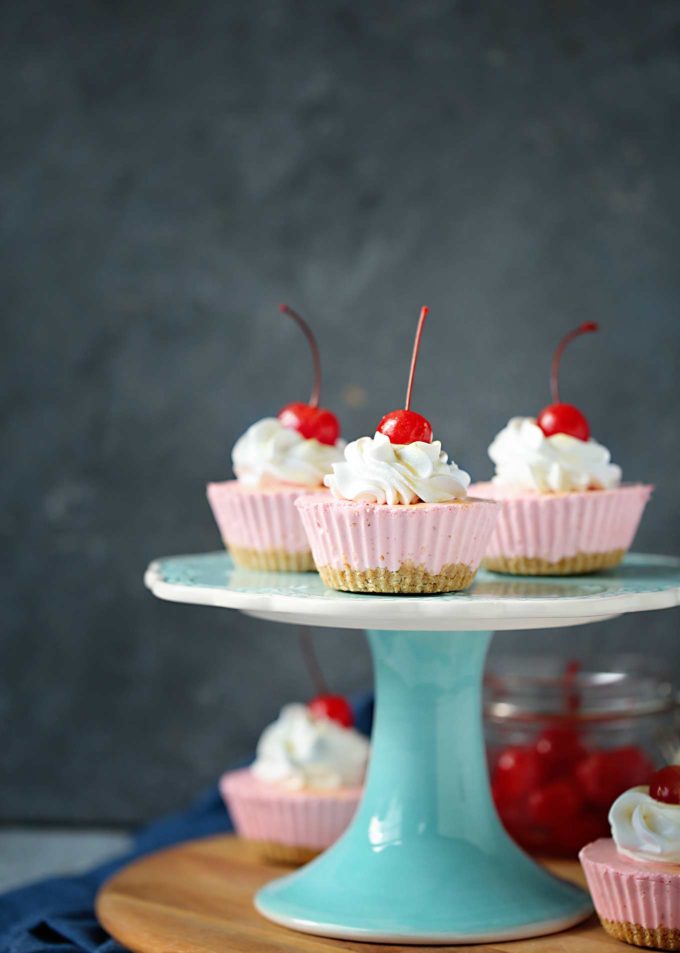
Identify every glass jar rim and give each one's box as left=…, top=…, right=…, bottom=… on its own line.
left=485, top=654, right=677, bottom=723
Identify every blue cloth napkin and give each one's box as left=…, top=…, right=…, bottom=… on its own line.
left=0, top=696, right=374, bottom=953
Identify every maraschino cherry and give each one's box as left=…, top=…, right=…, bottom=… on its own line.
left=308, top=695, right=354, bottom=729
left=537, top=322, right=599, bottom=442
left=277, top=305, right=340, bottom=446
left=377, top=306, right=433, bottom=444
left=649, top=765, right=680, bottom=805
left=299, top=626, right=353, bottom=728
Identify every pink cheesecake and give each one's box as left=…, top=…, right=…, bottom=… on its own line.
left=580, top=839, right=680, bottom=949
left=207, top=305, right=346, bottom=574
left=221, top=768, right=362, bottom=864
left=478, top=321, right=653, bottom=577
left=295, top=495, right=498, bottom=594
left=472, top=483, right=652, bottom=575
left=207, top=480, right=325, bottom=572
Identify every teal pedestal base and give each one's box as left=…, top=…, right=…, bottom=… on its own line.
left=256, top=630, right=592, bottom=943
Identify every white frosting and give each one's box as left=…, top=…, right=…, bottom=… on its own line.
left=251, top=704, right=370, bottom=791
left=324, top=431, right=470, bottom=505
left=610, top=787, right=680, bottom=864
left=488, top=417, right=622, bottom=493
left=232, top=417, right=344, bottom=487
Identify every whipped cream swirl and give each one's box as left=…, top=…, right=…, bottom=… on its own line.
left=324, top=431, right=470, bottom=505
left=251, top=704, right=369, bottom=791
left=488, top=417, right=621, bottom=493
left=610, top=787, right=680, bottom=864
left=232, top=417, right=344, bottom=487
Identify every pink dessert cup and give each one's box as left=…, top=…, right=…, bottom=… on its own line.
left=471, top=483, right=653, bottom=576
left=295, top=495, right=498, bottom=594
left=580, top=838, right=680, bottom=950
left=207, top=480, right=327, bottom=572
left=220, top=767, right=362, bottom=865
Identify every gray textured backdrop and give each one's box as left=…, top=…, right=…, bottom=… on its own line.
left=2, top=0, right=679, bottom=825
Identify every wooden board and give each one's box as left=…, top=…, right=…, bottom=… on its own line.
left=96, top=835, right=623, bottom=952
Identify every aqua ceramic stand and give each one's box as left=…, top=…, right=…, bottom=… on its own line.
left=255, top=629, right=590, bottom=942
left=145, top=552, right=680, bottom=944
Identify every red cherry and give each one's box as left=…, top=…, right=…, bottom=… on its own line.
left=496, top=801, right=556, bottom=853
left=576, top=746, right=655, bottom=808
left=377, top=306, right=433, bottom=444
left=308, top=694, right=354, bottom=728
left=298, top=627, right=352, bottom=725
left=534, top=725, right=588, bottom=780
left=377, top=409, right=433, bottom=445
left=550, top=810, right=609, bottom=856
left=536, top=322, right=598, bottom=441
left=537, top=403, right=591, bottom=442
left=276, top=305, right=341, bottom=446
left=278, top=402, right=340, bottom=446
left=649, top=765, right=680, bottom=805
left=492, top=746, right=545, bottom=803
left=528, top=778, right=583, bottom=827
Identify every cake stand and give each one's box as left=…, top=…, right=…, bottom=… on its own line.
left=144, top=552, right=680, bottom=945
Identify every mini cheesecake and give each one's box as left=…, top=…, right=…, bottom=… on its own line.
left=296, top=495, right=497, bottom=594
left=473, top=482, right=652, bottom=576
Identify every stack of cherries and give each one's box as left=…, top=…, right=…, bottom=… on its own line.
left=490, top=662, right=656, bottom=856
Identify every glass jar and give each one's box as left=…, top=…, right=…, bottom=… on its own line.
left=484, top=655, right=679, bottom=858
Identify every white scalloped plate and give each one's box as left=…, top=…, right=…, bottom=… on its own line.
left=145, top=551, right=680, bottom=631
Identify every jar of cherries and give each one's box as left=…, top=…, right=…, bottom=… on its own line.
left=485, top=656, right=678, bottom=857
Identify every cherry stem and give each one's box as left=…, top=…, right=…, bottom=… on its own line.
left=298, top=625, right=329, bottom=696
left=563, top=659, right=581, bottom=717
left=550, top=321, right=599, bottom=404
left=404, top=306, right=430, bottom=411
left=279, top=304, right=322, bottom=408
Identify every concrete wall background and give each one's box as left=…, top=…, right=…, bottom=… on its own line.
left=2, top=0, right=679, bottom=825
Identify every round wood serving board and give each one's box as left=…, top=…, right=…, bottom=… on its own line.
left=96, top=834, right=620, bottom=952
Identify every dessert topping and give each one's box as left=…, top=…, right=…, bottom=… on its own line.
left=251, top=704, right=369, bottom=791
left=324, top=431, right=470, bottom=505
left=537, top=322, right=598, bottom=441
left=649, top=765, right=680, bottom=806
left=277, top=304, right=341, bottom=446
left=232, top=417, right=344, bottom=486
left=488, top=416, right=621, bottom=492
left=377, top=306, right=433, bottom=444
left=309, top=695, right=354, bottom=729
left=323, top=304, right=471, bottom=504
left=610, top=772, right=680, bottom=864
left=298, top=626, right=354, bottom=729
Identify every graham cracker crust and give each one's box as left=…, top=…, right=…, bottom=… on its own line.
left=602, top=917, right=680, bottom=950
left=247, top=839, right=319, bottom=866
left=484, top=548, right=625, bottom=576
left=318, top=562, right=476, bottom=594
left=228, top=544, right=316, bottom=572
